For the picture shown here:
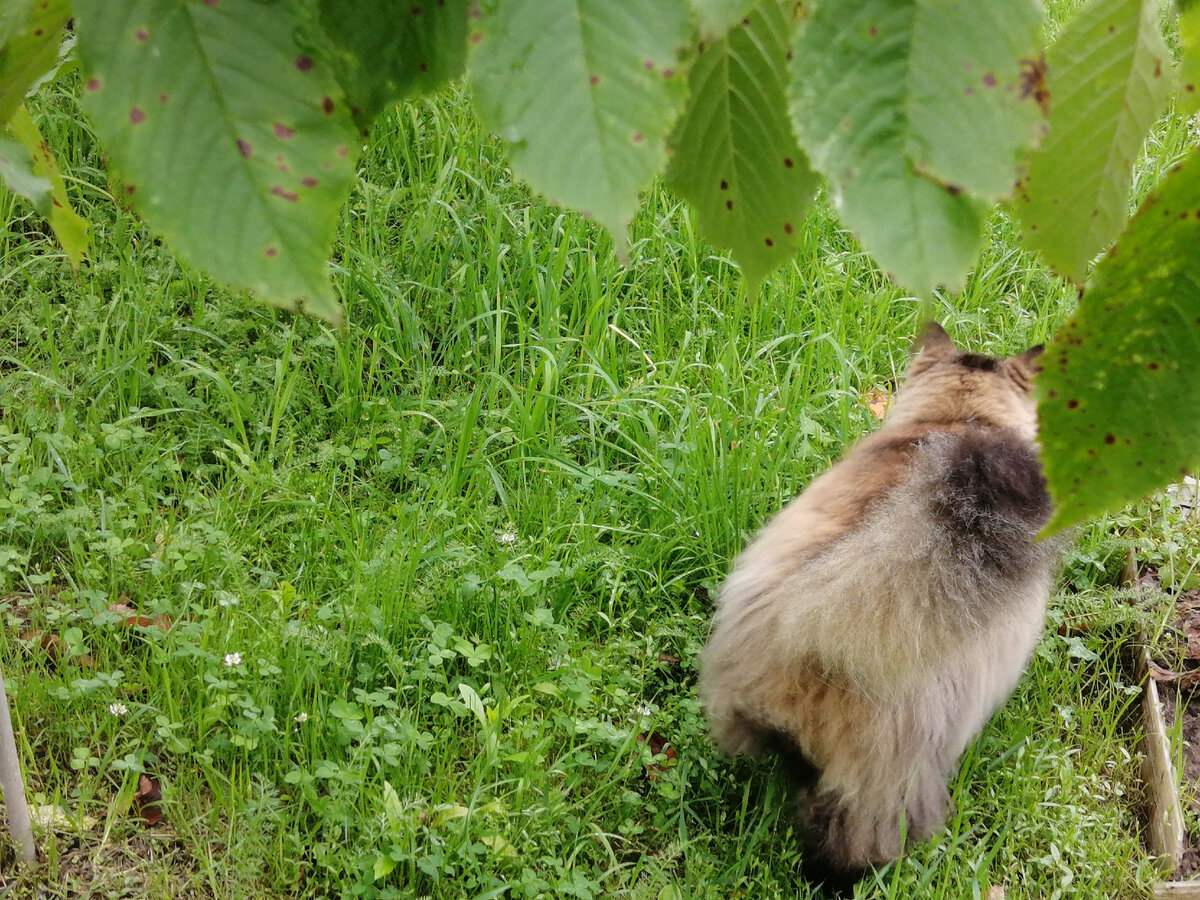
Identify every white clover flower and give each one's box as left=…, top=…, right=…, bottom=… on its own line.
left=108, top=702, right=129, bottom=717
left=496, top=527, right=518, bottom=546
left=294, top=712, right=309, bottom=723
left=635, top=704, right=654, bottom=718
left=223, top=652, right=242, bottom=667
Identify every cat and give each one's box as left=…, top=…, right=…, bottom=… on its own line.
left=699, top=322, right=1059, bottom=887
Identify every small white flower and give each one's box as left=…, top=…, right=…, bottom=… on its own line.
left=223, top=652, right=242, bottom=667
left=294, top=712, right=309, bottom=723
left=108, top=702, right=129, bottom=717
left=635, top=704, right=654, bottom=718
left=496, top=527, right=518, bottom=546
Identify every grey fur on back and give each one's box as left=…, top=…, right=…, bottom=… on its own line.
left=699, top=323, right=1059, bottom=877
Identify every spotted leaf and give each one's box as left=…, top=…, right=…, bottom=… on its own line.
left=74, top=0, right=358, bottom=325
left=1038, top=147, right=1200, bottom=534
left=5, top=104, right=89, bottom=267
left=468, top=0, right=692, bottom=254
left=320, top=0, right=469, bottom=131
left=789, top=0, right=1043, bottom=295
left=0, top=0, right=72, bottom=126
left=1016, top=0, right=1173, bottom=284
left=667, top=0, right=818, bottom=289
left=0, top=137, right=49, bottom=206
left=1180, top=0, right=1200, bottom=115
left=690, top=0, right=760, bottom=40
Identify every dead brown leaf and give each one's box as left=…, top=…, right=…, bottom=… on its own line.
left=863, top=388, right=892, bottom=420
left=637, top=732, right=678, bottom=781
left=20, top=629, right=98, bottom=669
left=133, top=774, right=164, bottom=826
left=108, top=602, right=173, bottom=633
left=1148, top=659, right=1200, bottom=689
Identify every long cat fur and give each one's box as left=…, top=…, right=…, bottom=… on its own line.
left=699, top=322, right=1059, bottom=883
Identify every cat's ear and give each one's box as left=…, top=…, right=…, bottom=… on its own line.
left=1010, top=344, right=1044, bottom=373
left=914, top=321, right=955, bottom=358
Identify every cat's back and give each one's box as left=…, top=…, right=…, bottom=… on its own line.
left=718, top=421, right=963, bottom=610
left=721, top=420, right=1051, bottom=612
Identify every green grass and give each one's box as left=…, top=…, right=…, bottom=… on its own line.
left=0, top=79, right=1192, bottom=899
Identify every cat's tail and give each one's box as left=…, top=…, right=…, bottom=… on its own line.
left=779, top=728, right=951, bottom=890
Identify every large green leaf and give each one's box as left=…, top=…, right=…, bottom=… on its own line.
left=1037, top=147, right=1200, bottom=534
left=0, top=138, right=49, bottom=205
left=790, top=0, right=1043, bottom=294
left=1016, top=0, right=1172, bottom=284
left=0, top=0, right=72, bottom=126
left=74, top=0, right=359, bottom=325
left=5, top=104, right=89, bottom=267
left=667, top=0, right=818, bottom=288
left=1180, top=0, right=1200, bottom=115
left=905, top=0, right=1043, bottom=200
left=468, top=0, right=692, bottom=251
left=690, top=0, right=759, bottom=40
left=319, top=0, right=469, bottom=131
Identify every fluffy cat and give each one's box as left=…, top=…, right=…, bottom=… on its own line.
left=699, top=322, right=1059, bottom=886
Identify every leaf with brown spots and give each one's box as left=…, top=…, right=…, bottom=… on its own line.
left=1016, top=0, right=1174, bottom=284
left=0, top=0, right=72, bottom=126
left=0, top=137, right=50, bottom=206
left=1180, top=0, right=1200, bottom=115
left=74, top=0, right=358, bottom=325
left=666, top=0, right=818, bottom=290
left=903, top=0, right=1044, bottom=202
left=3, top=105, right=90, bottom=268
left=690, top=0, right=760, bottom=40
left=320, top=0, right=471, bottom=131
left=469, top=0, right=692, bottom=255
left=1038, top=147, right=1200, bottom=533
left=790, top=0, right=1007, bottom=295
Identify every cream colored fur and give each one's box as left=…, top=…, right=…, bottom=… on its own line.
left=699, top=323, right=1058, bottom=872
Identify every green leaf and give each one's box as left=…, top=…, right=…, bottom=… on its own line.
left=1180, top=0, right=1200, bottom=115
left=667, top=0, right=818, bottom=288
left=1016, top=0, right=1173, bottom=284
left=1037, top=147, right=1200, bottom=534
left=904, top=0, right=1043, bottom=200
left=468, top=0, right=693, bottom=252
left=457, top=682, right=488, bottom=729
left=319, top=0, right=469, bottom=130
left=328, top=699, right=364, bottom=720
left=5, top=104, right=90, bottom=268
left=0, top=0, right=72, bottom=126
left=382, top=781, right=404, bottom=825
left=0, top=137, right=50, bottom=205
left=74, top=0, right=359, bottom=325
left=1061, top=635, right=1100, bottom=661
left=690, top=0, right=759, bottom=40
left=372, top=854, right=397, bottom=881
left=791, top=0, right=1041, bottom=294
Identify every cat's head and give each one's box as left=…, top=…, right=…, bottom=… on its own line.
left=885, top=322, right=1043, bottom=439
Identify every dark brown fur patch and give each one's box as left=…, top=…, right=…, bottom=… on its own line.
left=931, top=428, right=1051, bottom=574
left=956, top=353, right=1000, bottom=372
